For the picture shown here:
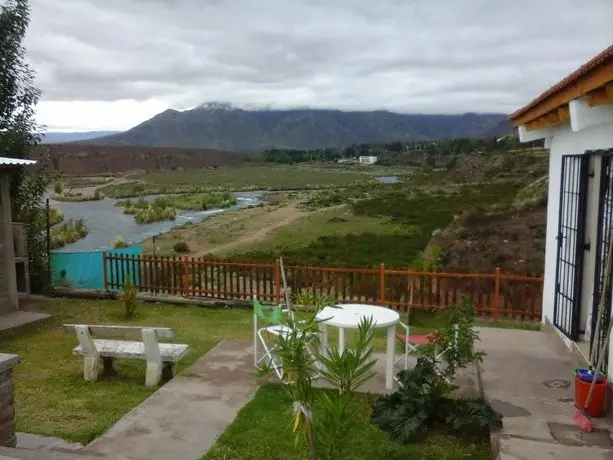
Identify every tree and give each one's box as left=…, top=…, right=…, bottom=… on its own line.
left=1, top=0, right=50, bottom=293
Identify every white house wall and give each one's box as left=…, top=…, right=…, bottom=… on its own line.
left=537, top=115, right=613, bottom=371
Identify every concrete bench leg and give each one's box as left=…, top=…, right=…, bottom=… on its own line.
left=103, top=357, right=117, bottom=376
left=83, top=356, right=101, bottom=381
left=145, top=362, right=162, bottom=387
left=143, top=328, right=163, bottom=387
left=77, top=325, right=101, bottom=382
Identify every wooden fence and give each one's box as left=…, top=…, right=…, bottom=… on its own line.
left=103, top=254, right=543, bottom=321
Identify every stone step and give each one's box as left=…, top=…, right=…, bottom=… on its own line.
left=0, top=446, right=120, bottom=460
left=498, top=437, right=613, bottom=460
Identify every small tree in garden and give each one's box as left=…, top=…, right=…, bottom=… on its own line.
left=122, top=274, right=137, bottom=319
left=257, top=292, right=377, bottom=460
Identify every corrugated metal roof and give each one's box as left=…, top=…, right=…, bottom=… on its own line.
left=509, top=44, right=613, bottom=121
left=0, top=157, right=37, bottom=166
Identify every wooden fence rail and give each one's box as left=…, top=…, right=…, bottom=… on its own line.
left=103, top=254, right=544, bottom=321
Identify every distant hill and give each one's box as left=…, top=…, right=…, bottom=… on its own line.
left=41, top=131, right=120, bottom=144
left=32, top=144, right=238, bottom=176
left=86, top=102, right=512, bottom=151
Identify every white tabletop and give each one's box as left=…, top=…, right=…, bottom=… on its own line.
left=316, top=303, right=400, bottom=329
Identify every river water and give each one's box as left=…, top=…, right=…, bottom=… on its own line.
left=50, top=191, right=262, bottom=252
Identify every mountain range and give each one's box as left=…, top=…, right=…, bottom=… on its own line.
left=84, top=102, right=512, bottom=152
left=41, top=131, right=120, bottom=144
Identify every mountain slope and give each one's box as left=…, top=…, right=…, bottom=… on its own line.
left=87, top=103, right=511, bottom=151
left=41, top=131, right=120, bottom=143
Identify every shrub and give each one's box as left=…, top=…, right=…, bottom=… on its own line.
left=256, top=295, right=377, bottom=460
left=53, top=182, right=63, bottom=194
left=52, top=191, right=103, bottom=202
left=48, top=207, right=64, bottom=226
left=122, top=274, right=137, bottom=319
left=113, top=236, right=129, bottom=248
left=173, top=241, right=189, bottom=253
left=50, top=218, right=89, bottom=249
left=134, top=206, right=176, bottom=224
left=371, top=299, right=502, bottom=444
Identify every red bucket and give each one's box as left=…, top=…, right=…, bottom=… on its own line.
left=575, top=373, right=607, bottom=418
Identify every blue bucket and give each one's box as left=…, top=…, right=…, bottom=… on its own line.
left=576, top=368, right=606, bottom=384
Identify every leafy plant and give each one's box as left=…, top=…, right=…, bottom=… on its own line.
left=113, top=236, right=129, bottom=249
left=256, top=293, right=377, bottom=460
left=372, top=357, right=456, bottom=442
left=423, top=298, right=484, bottom=381
left=50, top=218, right=89, bottom=249
left=371, top=298, right=501, bottom=444
left=122, top=274, right=137, bottom=319
left=173, top=241, right=189, bottom=253
left=293, top=290, right=336, bottom=312
left=445, top=398, right=503, bottom=441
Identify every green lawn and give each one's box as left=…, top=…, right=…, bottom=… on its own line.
left=203, top=383, right=490, bottom=460
left=3, top=298, right=402, bottom=444
left=1, top=299, right=254, bottom=444
left=4, top=298, right=534, bottom=446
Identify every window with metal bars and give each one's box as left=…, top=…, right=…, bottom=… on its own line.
left=553, top=154, right=589, bottom=341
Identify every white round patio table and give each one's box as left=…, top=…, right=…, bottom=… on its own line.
left=316, top=303, right=400, bottom=390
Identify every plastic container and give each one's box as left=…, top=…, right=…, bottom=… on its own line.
left=576, top=368, right=606, bottom=384
left=574, top=370, right=607, bottom=417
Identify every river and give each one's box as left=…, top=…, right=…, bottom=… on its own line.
left=50, top=191, right=262, bottom=252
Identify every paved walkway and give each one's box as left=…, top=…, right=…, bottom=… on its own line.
left=477, top=327, right=613, bottom=459
left=81, top=340, right=258, bottom=460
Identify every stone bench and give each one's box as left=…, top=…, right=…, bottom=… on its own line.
left=63, top=324, right=189, bottom=387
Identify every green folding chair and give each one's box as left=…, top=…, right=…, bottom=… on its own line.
left=253, top=295, right=293, bottom=380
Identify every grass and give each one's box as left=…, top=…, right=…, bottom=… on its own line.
left=116, top=198, right=177, bottom=224
left=129, top=164, right=404, bottom=191
left=203, top=383, right=490, bottom=460
left=222, top=206, right=413, bottom=263
left=7, top=298, right=398, bottom=444
left=158, top=192, right=237, bottom=210
left=5, top=298, right=537, bottom=445
left=62, top=176, right=114, bottom=188
left=49, top=207, right=64, bottom=226
left=50, top=218, right=89, bottom=249
left=3, top=298, right=256, bottom=444
left=52, top=190, right=104, bottom=202
left=228, top=179, right=525, bottom=268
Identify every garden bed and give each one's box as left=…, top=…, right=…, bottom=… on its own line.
left=203, top=383, right=491, bottom=460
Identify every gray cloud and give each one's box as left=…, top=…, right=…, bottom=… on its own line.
left=20, top=0, right=613, bottom=130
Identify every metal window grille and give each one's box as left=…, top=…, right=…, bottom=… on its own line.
left=553, top=154, right=589, bottom=340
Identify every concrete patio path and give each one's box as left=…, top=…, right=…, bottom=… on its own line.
left=81, top=340, right=258, bottom=460
left=477, top=327, right=613, bottom=459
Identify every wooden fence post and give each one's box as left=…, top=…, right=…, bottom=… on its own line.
left=182, top=256, right=189, bottom=297
left=274, top=260, right=281, bottom=304
left=493, top=267, right=501, bottom=320
left=379, top=263, right=385, bottom=304
left=102, top=252, right=108, bottom=290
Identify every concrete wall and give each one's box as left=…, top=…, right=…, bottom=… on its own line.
left=0, top=354, right=19, bottom=447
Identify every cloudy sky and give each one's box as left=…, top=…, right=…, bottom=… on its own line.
left=23, top=0, right=613, bottom=132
